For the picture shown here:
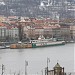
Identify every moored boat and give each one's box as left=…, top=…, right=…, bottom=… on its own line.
left=0, top=46, right=6, bottom=49
left=0, top=42, right=11, bottom=49
left=32, top=40, right=65, bottom=48
left=31, top=36, right=65, bottom=48
left=10, top=43, right=32, bottom=49
left=10, top=35, right=65, bottom=49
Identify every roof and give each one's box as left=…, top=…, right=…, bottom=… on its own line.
left=0, top=22, right=5, bottom=26
left=33, top=19, right=44, bottom=24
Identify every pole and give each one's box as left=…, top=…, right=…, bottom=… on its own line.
left=41, top=70, right=43, bottom=75
left=2, top=64, right=4, bottom=75
left=47, top=58, right=50, bottom=75
left=25, top=61, right=26, bottom=75
left=25, top=60, right=28, bottom=75
left=45, top=68, right=46, bottom=75
left=47, top=58, right=48, bottom=75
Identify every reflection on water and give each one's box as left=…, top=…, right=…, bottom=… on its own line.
left=0, top=43, right=74, bottom=75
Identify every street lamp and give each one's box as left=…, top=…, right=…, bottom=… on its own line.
left=1, top=64, right=5, bottom=75
left=47, top=58, right=50, bottom=75
left=25, top=60, right=28, bottom=75
left=41, top=69, right=43, bottom=75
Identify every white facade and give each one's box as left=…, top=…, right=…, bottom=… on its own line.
left=8, top=27, right=19, bottom=38
left=0, top=27, right=7, bottom=37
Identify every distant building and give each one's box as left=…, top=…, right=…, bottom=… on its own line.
left=0, top=22, right=19, bottom=42
left=21, top=21, right=44, bottom=40
left=6, top=26, right=19, bottom=42
left=60, top=24, right=71, bottom=42
left=70, top=25, right=75, bottom=41
left=0, top=22, right=7, bottom=41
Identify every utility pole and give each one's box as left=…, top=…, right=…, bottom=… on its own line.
left=2, top=64, right=4, bottom=75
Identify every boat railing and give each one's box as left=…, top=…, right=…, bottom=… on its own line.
left=30, top=39, right=54, bottom=43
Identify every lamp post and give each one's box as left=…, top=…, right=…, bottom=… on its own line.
left=47, top=58, right=50, bottom=75
left=41, top=69, right=43, bottom=75
left=25, top=60, right=28, bottom=75
left=1, top=64, right=5, bottom=75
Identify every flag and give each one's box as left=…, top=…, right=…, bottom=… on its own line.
left=25, top=60, right=28, bottom=66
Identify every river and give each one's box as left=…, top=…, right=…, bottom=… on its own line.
left=0, top=43, right=74, bottom=75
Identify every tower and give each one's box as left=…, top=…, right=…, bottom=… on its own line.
left=53, top=63, right=64, bottom=75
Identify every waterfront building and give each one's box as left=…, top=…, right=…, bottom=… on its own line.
left=70, top=25, right=75, bottom=41
left=0, top=22, right=7, bottom=41
left=0, top=17, right=72, bottom=42
left=52, top=27, right=61, bottom=39
left=60, top=24, right=71, bottom=42
left=43, top=24, right=53, bottom=38
left=16, top=18, right=72, bottom=42
left=0, top=21, right=19, bottom=42
left=23, top=22, right=44, bottom=40
left=6, top=26, right=19, bottom=42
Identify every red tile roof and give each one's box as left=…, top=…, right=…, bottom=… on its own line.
left=33, top=19, right=44, bottom=24
left=0, top=22, right=5, bottom=26
left=34, top=25, right=43, bottom=29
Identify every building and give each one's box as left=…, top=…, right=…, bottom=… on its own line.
left=23, top=22, right=44, bottom=40
left=60, top=24, right=71, bottom=42
left=0, top=22, right=7, bottom=41
left=6, top=26, right=19, bottom=42
left=0, top=21, right=19, bottom=42
left=48, top=63, right=65, bottom=75
left=70, top=25, right=75, bottom=41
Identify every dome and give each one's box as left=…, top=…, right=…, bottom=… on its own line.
left=54, top=63, right=61, bottom=68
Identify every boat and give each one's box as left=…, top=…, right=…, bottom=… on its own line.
left=0, top=46, right=6, bottom=49
left=10, top=35, right=65, bottom=49
left=0, top=42, right=6, bottom=49
left=5, top=45, right=10, bottom=48
left=31, top=35, right=65, bottom=48
left=0, top=42, right=11, bottom=49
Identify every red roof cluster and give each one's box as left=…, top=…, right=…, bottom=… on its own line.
left=0, top=17, right=61, bottom=30
left=0, top=22, right=5, bottom=26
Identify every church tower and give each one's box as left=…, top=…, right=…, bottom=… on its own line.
left=53, top=63, right=64, bottom=75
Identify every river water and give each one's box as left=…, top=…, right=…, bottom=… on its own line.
left=0, top=43, right=74, bottom=75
